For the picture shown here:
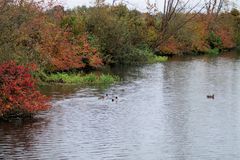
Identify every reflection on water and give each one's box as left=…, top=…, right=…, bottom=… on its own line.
left=1, top=52, right=240, bottom=160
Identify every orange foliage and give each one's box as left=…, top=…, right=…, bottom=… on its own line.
left=216, top=27, right=235, bottom=49
left=19, top=16, right=103, bottom=71
left=190, top=18, right=210, bottom=52
left=159, top=37, right=181, bottom=55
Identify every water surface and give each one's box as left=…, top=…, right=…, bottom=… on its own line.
left=1, top=52, right=240, bottom=160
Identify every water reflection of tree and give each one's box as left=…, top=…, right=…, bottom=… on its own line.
left=39, top=84, right=82, bottom=98
left=109, top=65, right=146, bottom=81
left=39, top=83, right=115, bottom=100
left=162, top=62, right=192, bottom=160
left=0, top=117, right=50, bottom=159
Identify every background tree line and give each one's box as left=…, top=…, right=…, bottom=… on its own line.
left=0, top=0, right=240, bottom=71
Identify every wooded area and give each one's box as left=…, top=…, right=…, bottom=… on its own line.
left=0, top=0, right=239, bottom=70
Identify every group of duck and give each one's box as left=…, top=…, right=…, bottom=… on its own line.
left=98, top=92, right=214, bottom=101
left=98, top=94, right=119, bottom=102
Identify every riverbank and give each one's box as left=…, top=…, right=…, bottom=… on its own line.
left=35, top=55, right=168, bottom=86
left=37, top=72, right=120, bottom=86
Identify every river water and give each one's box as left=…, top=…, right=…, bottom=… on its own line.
left=1, top=52, right=240, bottom=160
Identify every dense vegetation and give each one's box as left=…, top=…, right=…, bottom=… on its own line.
left=0, top=62, right=50, bottom=120
left=1, top=0, right=239, bottom=70
left=0, top=0, right=240, bottom=119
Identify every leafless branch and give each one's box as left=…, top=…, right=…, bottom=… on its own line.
left=155, top=0, right=203, bottom=47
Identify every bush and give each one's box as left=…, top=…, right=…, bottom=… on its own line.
left=207, top=48, right=220, bottom=56
left=127, top=47, right=168, bottom=64
left=84, top=5, right=146, bottom=65
left=208, top=31, right=223, bottom=49
left=0, top=1, right=103, bottom=72
left=147, top=55, right=168, bottom=63
left=0, top=61, right=50, bottom=119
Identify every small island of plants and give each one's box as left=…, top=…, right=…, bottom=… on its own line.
left=41, top=72, right=120, bottom=85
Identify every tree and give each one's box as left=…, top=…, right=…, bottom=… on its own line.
left=205, top=0, right=224, bottom=16
left=145, top=0, right=158, bottom=14
left=94, top=0, right=105, bottom=7
left=204, top=0, right=225, bottom=29
left=152, top=0, right=204, bottom=47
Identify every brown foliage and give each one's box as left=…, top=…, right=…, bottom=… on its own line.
left=0, top=1, right=102, bottom=71
left=216, top=27, right=235, bottom=49
left=19, top=17, right=103, bottom=71
left=158, top=37, right=181, bottom=55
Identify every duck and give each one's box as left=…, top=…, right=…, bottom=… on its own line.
left=111, top=96, right=119, bottom=102
left=98, top=94, right=109, bottom=100
left=98, top=95, right=105, bottom=100
left=207, top=94, right=214, bottom=99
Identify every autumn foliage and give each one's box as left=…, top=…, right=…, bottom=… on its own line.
left=19, top=17, right=103, bottom=71
left=0, top=61, right=50, bottom=119
left=0, top=1, right=239, bottom=119
left=156, top=13, right=238, bottom=55
left=216, top=27, right=235, bottom=49
left=1, top=1, right=240, bottom=67
left=0, top=0, right=103, bottom=71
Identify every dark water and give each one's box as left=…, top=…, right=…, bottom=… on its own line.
left=1, top=53, right=240, bottom=160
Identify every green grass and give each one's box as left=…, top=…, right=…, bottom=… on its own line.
left=128, top=47, right=168, bottom=64
left=147, top=55, right=168, bottom=63
left=207, top=48, right=220, bottom=56
left=42, top=72, right=119, bottom=86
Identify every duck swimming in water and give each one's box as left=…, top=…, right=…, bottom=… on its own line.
left=98, top=96, right=105, bottom=100
left=207, top=94, right=214, bottom=99
left=98, top=94, right=109, bottom=100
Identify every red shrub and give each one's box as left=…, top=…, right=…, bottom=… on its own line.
left=216, top=27, right=236, bottom=49
left=0, top=61, right=50, bottom=118
left=158, top=37, right=181, bottom=55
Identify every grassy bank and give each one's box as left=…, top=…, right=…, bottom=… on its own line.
left=38, top=72, right=120, bottom=86
left=147, top=55, right=168, bottom=63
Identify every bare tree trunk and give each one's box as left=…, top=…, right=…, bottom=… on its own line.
left=204, top=0, right=225, bottom=29
left=205, top=0, right=224, bottom=16
left=150, top=0, right=203, bottom=47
